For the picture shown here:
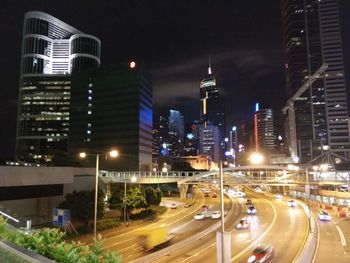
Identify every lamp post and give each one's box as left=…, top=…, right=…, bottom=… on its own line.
left=305, top=167, right=312, bottom=233
left=124, top=175, right=137, bottom=224
left=79, top=149, right=119, bottom=237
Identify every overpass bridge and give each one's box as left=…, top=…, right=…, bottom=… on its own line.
left=101, top=164, right=350, bottom=185
left=100, top=164, right=350, bottom=198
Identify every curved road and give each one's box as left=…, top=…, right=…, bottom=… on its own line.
left=154, top=188, right=309, bottom=263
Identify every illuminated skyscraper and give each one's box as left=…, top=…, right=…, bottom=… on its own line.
left=199, top=125, right=220, bottom=163
left=254, top=108, right=276, bottom=152
left=199, top=59, right=225, bottom=160
left=281, top=0, right=350, bottom=162
left=168, top=109, right=184, bottom=156
left=16, top=11, right=100, bottom=163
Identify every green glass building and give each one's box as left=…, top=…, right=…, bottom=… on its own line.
left=68, top=62, right=153, bottom=171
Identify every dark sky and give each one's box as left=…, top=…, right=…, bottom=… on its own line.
left=0, top=0, right=286, bottom=158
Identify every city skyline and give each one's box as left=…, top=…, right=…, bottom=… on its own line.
left=0, top=0, right=286, bottom=158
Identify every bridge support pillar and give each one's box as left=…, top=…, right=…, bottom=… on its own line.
left=178, top=184, right=188, bottom=200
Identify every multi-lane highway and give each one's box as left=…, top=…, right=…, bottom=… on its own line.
left=77, top=185, right=350, bottom=263
left=154, top=188, right=309, bottom=263
left=80, top=186, right=233, bottom=262
left=313, top=205, right=350, bottom=262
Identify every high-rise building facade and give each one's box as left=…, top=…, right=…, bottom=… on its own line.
left=199, top=125, right=220, bottom=163
left=68, top=62, right=152, bottom=171
left=199, top=61, right=225, bottom=161
left=200, top=63, right=225, bottom=139
left=281, top=0, right=350, bottom=162
left=254, top=108, right=276, bottom=152
left=168, top=109, right=184, bottom=156
left=16, top=11, right=100, bottom=163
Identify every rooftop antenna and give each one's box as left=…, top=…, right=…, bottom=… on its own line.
left=208, top=55, right=212, bottom=75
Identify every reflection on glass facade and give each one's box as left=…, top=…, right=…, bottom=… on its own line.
left=16, top=11, right=100, bottom=163
left=281, top=0, right=350, bottom=162
left=68, top=63, right=153, bottom=171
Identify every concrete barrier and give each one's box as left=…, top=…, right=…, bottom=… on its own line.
left=293, top=206, right=318, bottom=263
left=130, top=193, right=236, bottom=263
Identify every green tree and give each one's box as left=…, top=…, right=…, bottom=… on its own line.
left=144, top=187, right=162, bottom=205
left=126, top=187, right=148, bottom=211
left=59, top=189, right=105, bottom=228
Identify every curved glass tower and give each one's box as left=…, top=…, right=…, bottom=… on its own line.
left=16, top=11, right=101, bottom=163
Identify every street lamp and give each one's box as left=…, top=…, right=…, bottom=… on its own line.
left=249, top=152, right=264, bottom=165
left=79, top=149, right=119, bottom=237
left=230, top=126, right=237, bottom=166
left=124, top=175, right=137, bottom=224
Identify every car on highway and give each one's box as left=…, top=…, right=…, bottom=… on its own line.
left=255, top=187, right=262, bottom=192
left=211, top=211, right=221, bottom=219
left=204, top=192, right=210, bottom=197
left=247, top=245, right=274, bottom=263
left=236, top=218, right=249, bottom=230
left=288, top=199, right=297, bottom=207
left=318, top=210, right=331, bottom=221
left=194, top=213, right=205, bottom=220
left=236, top=191, right=246, bottom=197
left=247, top=205, right=257, bottom=215
left=246, top=199, right=253, bottom=205
left=184, top=203, right=191, bottom=208
left=170, top=203, right=177, bottom=209
left=212, top=193, right=218, bottom=198
left=275, top=194, right=282, bottom=200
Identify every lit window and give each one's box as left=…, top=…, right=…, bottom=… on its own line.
left=87, top=130, right=91, bottom=134
left=87, top=123, right=91, bottom=127
left=89, top=83, right=93, bottom=87
left=88, top=96, right=92, bottom=100
left=88, top=103, right=92, bottom=107
left=88, top=111, right=92, bottom=115
left=88, top=89, right=92, bottom=94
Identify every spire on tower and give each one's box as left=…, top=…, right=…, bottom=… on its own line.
left=208, top=55, right=212, bottom=75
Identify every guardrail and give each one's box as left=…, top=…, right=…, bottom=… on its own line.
left=130, top=192, right=235, bottom=263
left=0, top=238, right=54, bottom=263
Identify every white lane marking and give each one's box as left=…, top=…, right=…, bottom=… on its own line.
left=336, top=225, right=347, bottom=247
left=103, top=236, right=137, bottom=249
left=179, top=242, right=215, bottom=263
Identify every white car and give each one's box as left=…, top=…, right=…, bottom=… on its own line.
left=288, top=200, right=297, bottom=207
left=236, top=218, right=249, bottom=229
left=275, top=194, right=282, bottom=200
left=211, top=211, right=221, bottom=219
left=236, top=191, right=246, bottom=197
left=247, top=205, right=257, bottom=215
left=255, top=187, right=262, bottom=192
left=194, top=213, right=205, bottom=220
left=318, top=210, right=331, bottom=221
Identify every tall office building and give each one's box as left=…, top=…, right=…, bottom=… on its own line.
left=199, top=125, right=220, bottom=163
left=68, top=62, right=152, bottom=171
left=281, top=0, right=350, bottom=162
left=199, top=60, right=225, bottom=161
left=254, top=108, right=276, bottom=152
left=200, top=61, right=225, bottom=139
left=16, top=11, right=100, bottom=163
left=168, top=109, right=184, bottom=156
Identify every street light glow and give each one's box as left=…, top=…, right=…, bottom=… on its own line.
left=109, top=149, right=119, bottom=158
left=131, top=176, right=137, bottom=182
left=130, top=61, right=136, bottom=69
left=249, top=152, right=264, bottom=165
left=232, top=126, right=237, bottom=131
left=79, top=152, right=87, bottom=158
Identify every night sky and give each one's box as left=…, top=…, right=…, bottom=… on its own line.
left=0, top=0, right=286, bottom=158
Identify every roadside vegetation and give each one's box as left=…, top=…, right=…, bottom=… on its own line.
left=0, top=216, right=122, bottom=263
